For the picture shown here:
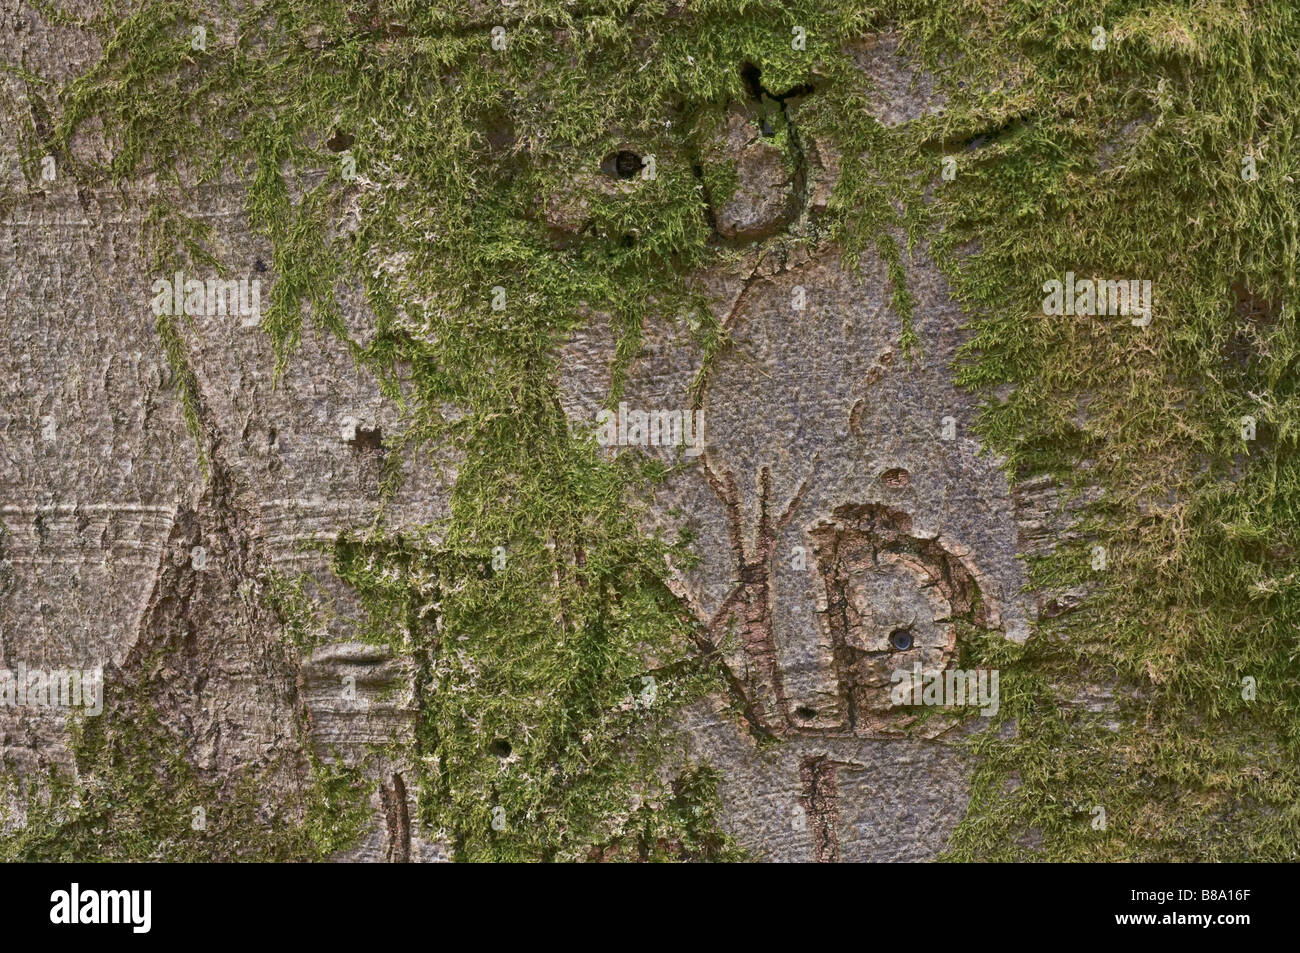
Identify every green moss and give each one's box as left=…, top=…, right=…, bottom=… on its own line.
left=330, top=432, right=732, bottom=859
left=2, top=694, right=369, bottom=862
left=867, top=0, right=1300, bottom=860
left=262, top=567, right=336, bottom=652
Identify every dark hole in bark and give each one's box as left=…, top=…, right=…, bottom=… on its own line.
left=601, top=150, right=643, bottom=180
left=254, top=258, right=267, bottom=273
left=890, top=628, right=914, bottom=651
left=614, top=150, right=642, bottom=178
left=490, top=738, right=512, bottom=758
left=794, top=706, right=818, bottom=720
left=349, top=426, right=383, bottom=453
left=326, top=129, right=355, bottom=152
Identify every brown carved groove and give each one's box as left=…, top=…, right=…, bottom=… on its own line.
left=700, top=457, right=812, bottom=735
left=800, top=756, right=841, bottom=863
left=381, top=772, right=411, bottom=863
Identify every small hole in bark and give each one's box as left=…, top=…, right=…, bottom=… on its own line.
left=489, top=739, right=512, bottom=758
left=795, top=706, right=818, bottom=720
left=612, top=150, right=642, bottom=179
left=890, top=628, right=914, bottom=651
left=348, top=425, right=383, bottom=454
left=326, top=129, right=355, bottom=152
left=254, top=258, right=267, bottom=273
